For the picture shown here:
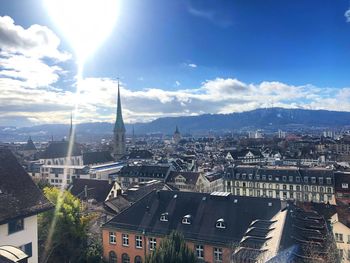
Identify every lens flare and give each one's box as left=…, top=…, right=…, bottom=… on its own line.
left=44, top=0, right=119, bottom=64
left=42, top=1, right=119, bottom=261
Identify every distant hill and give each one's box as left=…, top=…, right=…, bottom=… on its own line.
left=1, top=108, right=350, bottom=142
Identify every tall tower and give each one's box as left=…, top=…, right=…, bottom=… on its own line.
left=173, top=125, right=181, bottom=144
left=113, top=80, right=126, bottom=160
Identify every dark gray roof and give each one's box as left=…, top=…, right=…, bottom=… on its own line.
left=40, top=141, right=82, bottom=159
left=0, top=149, right=53, bottom=224
left=226, top=165, right=334, bottom=185
left=104, top=181, right=170, bottom=214
left=83, top=151, right=114, bottom=165
left=70, top=178, right=114, bottom=203
left=103, top=191, right=281, bottom=246
left=127, top=150, right=153, bottom=160
left=119, top=165, right=170, bottom=179
left=22, top=137, right=36, bottom=151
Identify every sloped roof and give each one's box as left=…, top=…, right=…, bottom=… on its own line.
left=22, top=137, right=36, bottom=151
left=83, top=151, right=114, bottom=165
left=70, top=178, right=114, bottom=203
left=128, top=150, right=153, bottom=160
left=103, top=191, right=281, bottom=245
left=119, top=165, right=170, bottom=179
left=0, top=149, right=53, bottom=224
left=166, top=171, right=200, bottom=185
left=40, top=141, right=82, bottom=159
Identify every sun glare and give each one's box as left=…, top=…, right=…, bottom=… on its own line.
left=44, top=0, right=120, bottom=64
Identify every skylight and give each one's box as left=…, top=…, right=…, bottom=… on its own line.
left=216, top=218, right=226, bottom=229
left=182, top=214, right=192, bottom=224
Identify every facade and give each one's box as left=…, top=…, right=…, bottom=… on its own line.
left=224, top=149, right=264, bottom=164
left=224, top=165, right=336, bottom=204
left=335, top=171, right=350, bottom=200
left=165, top=171, right=201, bottom=191
left=0, top=149, right=53, bottom=263
left=102, top=191, right=287, bottom=263
left=113, top=81, right=126, bottom=160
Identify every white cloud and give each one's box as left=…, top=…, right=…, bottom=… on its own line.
left=175, top=80, right=181, bottom=87
left=188, top=63, right=197, bottom=68
left=345, top=9, right=350, bottom=22
left=0, top=16, right=70, bottom=61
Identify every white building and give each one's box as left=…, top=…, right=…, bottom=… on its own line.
left=0, top=149, right=53, bottom=263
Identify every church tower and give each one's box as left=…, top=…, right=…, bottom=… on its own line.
left=113, top=80, right=126, bottom=160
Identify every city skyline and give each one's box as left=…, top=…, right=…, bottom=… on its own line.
left=1, top=0, right=350, bottom=127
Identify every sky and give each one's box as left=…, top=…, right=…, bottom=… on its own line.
left=1, top=0, right=350, bottom=127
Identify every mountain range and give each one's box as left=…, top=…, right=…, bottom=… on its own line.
left=1, top=108, right=350, bottom=142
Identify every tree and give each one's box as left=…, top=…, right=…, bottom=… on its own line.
left=38, top=187, right=96, bottom=263
left=146, top=231, right=197, bottom=263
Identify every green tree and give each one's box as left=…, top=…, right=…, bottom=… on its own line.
left=146, top=231, right=197, bottom=263
left=38, top=187, right=95, bottom=263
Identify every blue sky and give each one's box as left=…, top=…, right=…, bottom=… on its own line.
left=1, top=0, right=350, bottom=126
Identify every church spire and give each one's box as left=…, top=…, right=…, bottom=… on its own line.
left=114, top=79, right=125, bottom=132
left=113, top=79, right=126, bottom=160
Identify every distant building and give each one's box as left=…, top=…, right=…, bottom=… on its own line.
left=116, top=165, right=171, bottom=189
left=173, top=126, right=181, bottom=144
left=224, top=165, right=336, bottom=204
left=165, top=171, right=202, bottom=191
left=113, top=81, right=126, bottom=160
left=0, top=149, right=53, bottom=263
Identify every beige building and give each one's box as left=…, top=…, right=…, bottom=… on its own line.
left=224, top=165, right=336, bottom=204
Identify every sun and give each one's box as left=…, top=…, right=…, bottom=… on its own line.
left=44, top=0, right=120, bottom=65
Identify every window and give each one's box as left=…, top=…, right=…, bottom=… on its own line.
left=196, top=244, right=204, bottom=259
left=122, top=234, right=129, bottom=246
left=149, top=237, right=156, bottom=250
left=160, top=212, right=168, bottom=222
left=122, top=253, right=130, bottom=263
left=135, top=235, right=143, bottom=249
left=109, top=251, right=117, bottom=263
left=348, top=235, right=350, bottom=244
left=248, top=174, right=253, bottom=180
left=289, top=176, right=293, bottom=182
left=268, top=190, right=273, bottom=197
left=289, top=185, right=293, bottom=191
left=296, top=185, right=300, bottom=191
left=296, top=177, right=300, bottom=183
left=214, top=247, right=223, bottom=262
left=311, top=177, right=316, bottom=184
left=8, top=218, right=24, bottom=234
left=134, top=256, right=142, bottom=263
left=335, top=233, right=344, bottom=242
left=109, top=232, right=116, bottom=244
left=319, top=177, right=323, bottom=185
left=262, top=175, right=266, bottom=180
left=268, top=175, right=272, bottom=181
left=256, top=175, right=260, bottom=180
left=283, top=184, right=287, bottom=190
left=282, top=176, right=287, bottom=182
left=339, top=249, right=343, bottom=259
left=216, top=219, right=226, bottom=229
left=326, top=177, right=332, bottom=184
left=304, top=177, right=308, bottom=183
left=276, top=184, right=280, bottom=189
left=19, top=243, right=32, bottom=258
left=182, top=215, right=192, bottom=224
left=304, top=186, right=308, bottom=192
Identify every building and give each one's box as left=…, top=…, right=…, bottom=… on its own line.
left=334, top=171, right=350, bottom=200
left=102, top=191, right=287, bottom=263
left=331, top=200, right=350, bottom=262
left=38, top=141, right=86, bottom=187
left=116, top=165, right=171, bottom=189
left=224, top=149, right=264, bottom=164
left=113, top=81, right=126, bottom=160
left=165, top=171, right=202, bottom=191
left=0, top=149, right=53, bottom=263
left=173, top=126, right=181, bottom=144
left=224, top=165, right=336, bottom=204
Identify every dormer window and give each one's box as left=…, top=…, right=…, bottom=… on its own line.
left=216, top=219, right=226, bottom=229
left=160, top=212, right=168, bottom=222
left=182, top=214, right=192, bottom=224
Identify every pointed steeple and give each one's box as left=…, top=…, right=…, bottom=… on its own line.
left=113, top=79, right=126, bottom=160
left=68, top=112, right=73, bottom=141
left=114, top=79, right=126, bottom=132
